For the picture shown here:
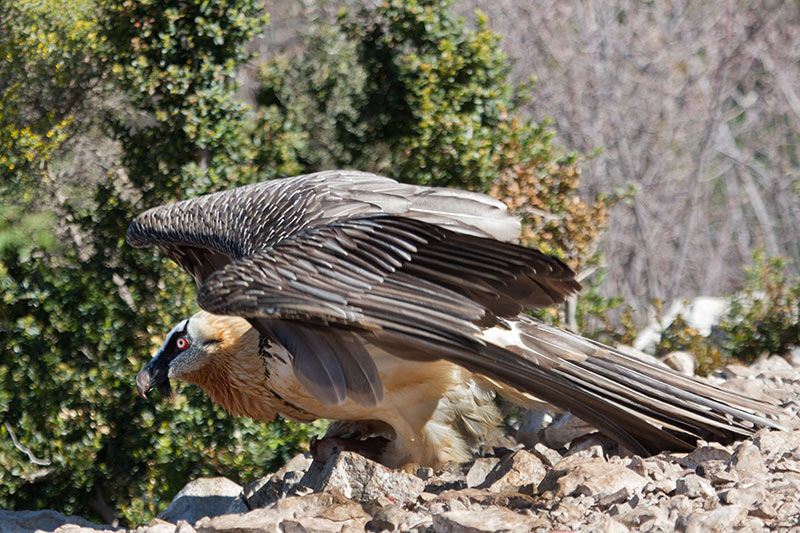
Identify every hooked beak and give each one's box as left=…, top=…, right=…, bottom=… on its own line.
left=135, top=359, right=172, bottom=398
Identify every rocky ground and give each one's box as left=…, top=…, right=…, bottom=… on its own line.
left=4, top=354, right=800, bottom=533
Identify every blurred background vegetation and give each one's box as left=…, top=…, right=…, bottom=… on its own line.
left=1, top=0, right=798, bottom=526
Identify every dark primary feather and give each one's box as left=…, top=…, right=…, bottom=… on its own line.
left=128, top=170, right=785, bottom=455
left=196, top=214, right=578, bottom=322
left=466, top=317, right=782, bottom=455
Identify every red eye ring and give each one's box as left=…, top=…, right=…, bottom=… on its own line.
left=176, top=337, right=189, bottom=350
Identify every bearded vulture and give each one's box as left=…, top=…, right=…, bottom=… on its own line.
left=129, top=170, right=784, bottom=467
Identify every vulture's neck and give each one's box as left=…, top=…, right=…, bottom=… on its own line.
left=183, top=315, right=278, bottom=420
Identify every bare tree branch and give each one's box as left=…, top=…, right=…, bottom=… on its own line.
left=457, top=0, right=800, bottom=321
left=4, top=420, right=51, bottom=466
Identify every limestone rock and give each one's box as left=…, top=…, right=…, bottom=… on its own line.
left=754, top=428, right=800, bottom=457
left=133, top=518, right=179, bottom=533
left=721, top=364, right=757, bottom=379
left=432, top=506, right=534, bottom=533
left=685, top=505, right=747, bottom=532
left=618, top=505, right=670, bottom=532
left=158, top=477, right=244, bottom=524
left=563, top=436, right=606, bottom=459
left=675, top=474, right=716, bottom=499
left=479, top=449, right=546, bottom=493
left=684, top=444, right=733, bottom=467
left=194, top=508, right=282, bottom=533
left=720, top=482, right=766, bottom=508
left=629, top=455, right=682, bottom=481
left=530, top=442, right=562, bottom=467
left=464, top=457, right=498, bottom=488
left=244, top=453, right=313, bottom=509
left=364, top=503, right=418, bottom=532
left=543, top=457, right=647, bottom=498
left=787, top=346, right=800, bottom=367
left=0, top=510, right=120, bottom=533
left=727, top=442, right=766, bottom=482
left=299, top=451, right=424, bottom=505
left=751, top=355, right=794, bottom=372
left=662, top=350, right=696, bottom=376
left=195, top=491, right=369, bottom=533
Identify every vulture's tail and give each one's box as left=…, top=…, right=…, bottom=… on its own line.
left=469, top=316, right=785, bottom=455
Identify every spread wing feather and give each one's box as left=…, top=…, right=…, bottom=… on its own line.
left=128, top=171, right=575, bottom=408
left=196, top=214, right=575, bottom=327
left=194, top=213, right=783, bottom=455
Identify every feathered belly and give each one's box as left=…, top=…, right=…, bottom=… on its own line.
left=261, top=339, right=501, bottom=466
left=262, top=340, right=455, bottom=425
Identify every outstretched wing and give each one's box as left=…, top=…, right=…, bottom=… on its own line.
left=127, top=171, right=580, bottom=406
left=128, top=171, right=784, bottom=453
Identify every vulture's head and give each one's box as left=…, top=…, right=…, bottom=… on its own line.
left=135, top=311, right=255, bottom=399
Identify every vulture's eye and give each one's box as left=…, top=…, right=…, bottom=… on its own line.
left=176, top=337, right=189, bottom=350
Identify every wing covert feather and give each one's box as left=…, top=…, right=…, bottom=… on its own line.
left=126, top=171, right=522, bottom=285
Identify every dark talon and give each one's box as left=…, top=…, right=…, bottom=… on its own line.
left=310, top=435, right=390, bottom=463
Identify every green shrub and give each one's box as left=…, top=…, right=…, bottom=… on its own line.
left=648, top=252, right=799, bottom=374
left=1, top=0, right=314, bottom=526
left=0, top=0, right=101, bottom=182
left=653, top=312, right=727, bottom=376
left=718, top=252, right=800, bottom=364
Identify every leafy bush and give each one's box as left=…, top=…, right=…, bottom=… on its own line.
left=718, top=252, right=800, bottom=364
left=258, top=2, right=565, bottom=189
left=101, top=0, right=266, bottom=197
left=648, top=252, right=800, bottom=374
left=1, top=0, right=320, bottom=526
left=653, top=313, right=727, bottom=376
left=0, top=0, right=101, bottom=182
left=255, top=0, right=517, bottom=190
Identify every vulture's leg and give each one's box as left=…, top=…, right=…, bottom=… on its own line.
left=310, top=419, right=395, bottom=463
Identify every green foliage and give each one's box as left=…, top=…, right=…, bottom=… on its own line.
left=252, top=26, right=366, bottom=178
left=101, top=0, right=267, bottom=197
left=0, top=207, right=55, bottom=257
left=649, top=252, right=800, bottom=374
left=342, top=1, right=516, bottom=190
left=0, top=0, right=101, bottom=182
left=572, top=269, right=632, bottom=339
left=718, top=252, right=800, bottom=364
left=653, top=313, right=727, bottom=376
left=256, top=0, right=524, bottom=190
